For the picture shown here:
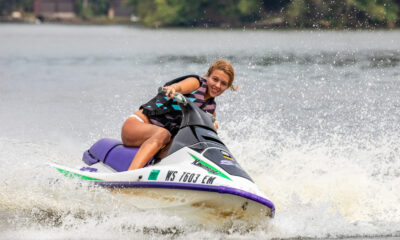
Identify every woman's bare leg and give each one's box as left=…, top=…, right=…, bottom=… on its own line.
left=121, top=111, right=171, bottom=170
left=155, top=137, right=174, bottom=159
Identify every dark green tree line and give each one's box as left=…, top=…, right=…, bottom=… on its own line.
left=1, top=0, right=399, bottom=28
left=75, top=0, right=110, bottom=19
left=286, top=0, right=399, bottom=27
left=127, top=0, right=263, bottom=27
left=127, top=0, right=400, bottom=28
left=0, top=0, right=33, bottom=15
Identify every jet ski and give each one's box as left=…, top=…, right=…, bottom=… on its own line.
left=50, top=88, right=275, bottom=224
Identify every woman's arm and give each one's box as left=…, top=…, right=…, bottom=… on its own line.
left=163, top=77, right=200, bottom=99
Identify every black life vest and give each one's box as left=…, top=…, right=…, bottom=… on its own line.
left=140, top=75, right=216, bottom=135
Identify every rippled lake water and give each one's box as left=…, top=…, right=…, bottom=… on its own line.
left=0, top=24, right=399, bottom=239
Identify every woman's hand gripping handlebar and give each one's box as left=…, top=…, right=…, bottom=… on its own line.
left=158, top=87, right=188, bottom=106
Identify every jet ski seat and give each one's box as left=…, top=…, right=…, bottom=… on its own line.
left=82, top=138, right=152, bottom=172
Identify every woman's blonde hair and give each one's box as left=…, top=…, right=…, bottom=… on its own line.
left=206, top=59, right=238, bottom=91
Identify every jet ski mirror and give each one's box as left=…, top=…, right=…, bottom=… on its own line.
left=158, top=87, right=188, bottom=106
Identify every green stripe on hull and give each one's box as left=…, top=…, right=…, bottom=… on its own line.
left=56, top=168, right=103, bottom=181
left=189, top=153, right=232, bottom=180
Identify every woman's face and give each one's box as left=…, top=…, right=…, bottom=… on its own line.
left=206, top=69, right=230, bottom=98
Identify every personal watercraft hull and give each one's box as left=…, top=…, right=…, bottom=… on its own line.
left=50, top=142, right=274, bottom=223
left=111, top=188, right=272, bottom=224
left=51, top=165, right=273, bottom=224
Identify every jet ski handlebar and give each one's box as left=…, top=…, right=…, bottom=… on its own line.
left=158, top=86, right=215, bottom=124
left=158, top=87, right=188, bottom=106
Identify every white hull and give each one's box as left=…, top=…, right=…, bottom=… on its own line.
left=50, top=145, right=274, bottom=223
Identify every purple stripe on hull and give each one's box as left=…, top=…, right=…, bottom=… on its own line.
left=94, top=181, right=275, bottom=216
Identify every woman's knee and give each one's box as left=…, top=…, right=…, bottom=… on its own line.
left=144, top=128, right=171, bottom=148
left=155, top=128, right=171, bottom=145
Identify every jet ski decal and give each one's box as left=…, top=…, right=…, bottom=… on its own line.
left=148, top=169, right=160, bottom=180
left=220, top=150, right=234, bottom=160
left=56, top=168, right=103, bottom=181
left=165, top=170, right=216, bottom=184
left=219, top=160, right=240, bottom=167
left=189, top=153, right=231, bottom=180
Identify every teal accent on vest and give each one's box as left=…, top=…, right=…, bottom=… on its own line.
left=171, top=104, right=181, bottom=110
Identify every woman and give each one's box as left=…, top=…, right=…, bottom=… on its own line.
left=121, top=59, right=236, bottom=170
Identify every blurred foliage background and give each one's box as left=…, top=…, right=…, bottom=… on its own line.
left=1, top=0, right=399, bottom=28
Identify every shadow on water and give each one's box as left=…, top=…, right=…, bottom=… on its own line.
left=155, top=50, right=400, bottom=69
left=157, top=55, right=209, bottom=64
left=367, top=54, right=400, bottom=68
left=2, top=51, right=398, bottom=70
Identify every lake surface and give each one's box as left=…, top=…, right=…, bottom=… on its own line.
left=0, top=24, right=399, bottom=239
